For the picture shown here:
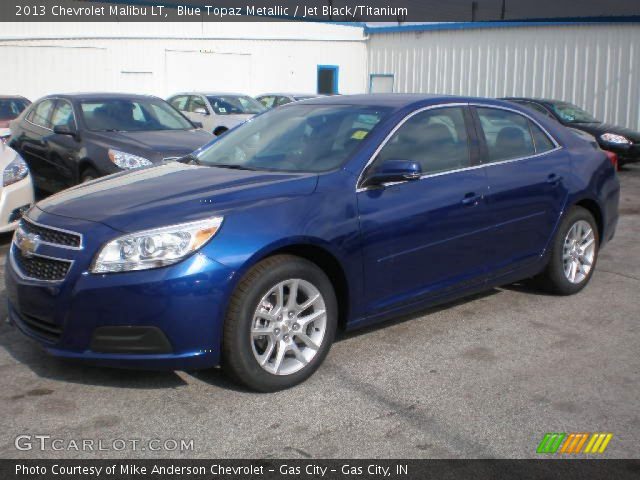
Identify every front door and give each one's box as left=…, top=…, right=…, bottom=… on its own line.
left=357, top=106, right=493, bottom=314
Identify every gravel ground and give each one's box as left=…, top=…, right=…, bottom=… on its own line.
left=0, top=165, right=638, bottom=459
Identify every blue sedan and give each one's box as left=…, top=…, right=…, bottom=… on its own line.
left=6, top=95, right=619, bottom=391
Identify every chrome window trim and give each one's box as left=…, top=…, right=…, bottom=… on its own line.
left=356, top=102, right=562, bottom=193
left=21, top=216, right=84, bottom=250
left=9, top=244, right=74, bottom=284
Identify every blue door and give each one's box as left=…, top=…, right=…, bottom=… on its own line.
left=356, top=106, right=493, bottom=315
left=472, top=106, right=571, bottom=275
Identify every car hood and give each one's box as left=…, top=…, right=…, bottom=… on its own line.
left=570, top=122, right=640, bottom=142
left=35, top=162, right=318, bottom=232
left=89, top=129, right=214, bottom=162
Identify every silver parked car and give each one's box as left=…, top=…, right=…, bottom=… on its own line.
left=256, top=93, right=324, bottom=109
left=168, top=92, right=266, bottom=136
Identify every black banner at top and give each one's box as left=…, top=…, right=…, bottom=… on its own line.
left=1, top=0, right=640, bottom=22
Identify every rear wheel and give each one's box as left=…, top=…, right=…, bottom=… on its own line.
left=222, top=255, right=337, bottom=391
left=536, top=206, right=599, bottom=295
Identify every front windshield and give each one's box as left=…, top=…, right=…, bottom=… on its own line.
left=80, top=98, right=194, bottom=132
left=206, top=96, right=266, bottom=115
left=196, top=104, right=389, bottom=172
left=0, top=98, right=29, bottom=120
left=550, top=102, right=599, bottom=124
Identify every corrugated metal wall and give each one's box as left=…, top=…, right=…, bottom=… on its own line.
left=368, top=24, right=640, bottom=130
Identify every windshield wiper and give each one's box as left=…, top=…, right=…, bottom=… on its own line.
left=211, top=164, right=257, bottom=171
left=177, top=153, right=200, bottom=165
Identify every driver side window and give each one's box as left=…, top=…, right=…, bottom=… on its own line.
left=374, top=107, right=471, bottom=176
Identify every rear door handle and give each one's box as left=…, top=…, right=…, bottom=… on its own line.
left=547, top=173, right=563, bottom=185
left=462, top=192, right=482, bottom=206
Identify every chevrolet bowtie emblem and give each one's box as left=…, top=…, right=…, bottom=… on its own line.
left=16, top=231, right=40, bottom=258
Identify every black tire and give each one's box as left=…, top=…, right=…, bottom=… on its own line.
left=80, top=167, right=99, bottom=183
left=222, top=255, right=337, bottom=392
left=535, top=206, right=599, bottom=295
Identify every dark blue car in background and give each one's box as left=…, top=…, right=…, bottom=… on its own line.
left=6, top=95, right=619, bottom=391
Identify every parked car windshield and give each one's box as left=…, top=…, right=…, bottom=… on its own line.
left=206, top=96, right=266, bottom=115
left=80, top=98, right=194, bottom=132
left=550, top=102, right=599, bottom=124
left=196, top=104, right=389, bottom=172
left=0, top=98, right=29, bottom=120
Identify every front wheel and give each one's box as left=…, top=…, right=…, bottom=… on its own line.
left=536, top=206, right=599, bottom=295
left=222, top=255, right=337, bottom=391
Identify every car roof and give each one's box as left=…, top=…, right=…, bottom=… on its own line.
left=257, top=93, right=323, bottom=98
left=502, top=97, right=568, bottom=105
left=0, top=95, right=29, bottom=100
left=170, top=92, right=250, bottom=97
left=297, top=93, right=525, bottom=112
left=42, top=93, right=163, bottom=101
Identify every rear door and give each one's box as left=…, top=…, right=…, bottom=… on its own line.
left=472, top=105, right=570, bottom=276
left=18, top=99, right=56, bottom=191
left=47, top=99, right=81, bottom=190
left=357, top=105, right=493, bottom=314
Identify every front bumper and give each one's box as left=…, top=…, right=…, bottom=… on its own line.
left=6, top=213, right=237, bottom=370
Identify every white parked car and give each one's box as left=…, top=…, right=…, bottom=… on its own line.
left=168, top=92, right=266, bottom=136
left=0, top=129, right=34, bottom=232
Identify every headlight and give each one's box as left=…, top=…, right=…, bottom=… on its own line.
left=3, top=154, right=29, bottom=187
left=600, top=133, right=631, bottom=145
left=91, top=216, right=223, bottom=273
left=108, top=149, right=153, bottom=170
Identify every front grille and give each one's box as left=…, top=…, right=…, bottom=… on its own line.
left=13, top=248, right=71, bottom=281
left=21, top=219, right=81, bottom=248
left=18, top=312, right=62, bottom=342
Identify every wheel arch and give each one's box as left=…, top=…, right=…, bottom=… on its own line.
left=572, top=197, right=604, bottom=241
left=233, top=240, right=351, bottom=331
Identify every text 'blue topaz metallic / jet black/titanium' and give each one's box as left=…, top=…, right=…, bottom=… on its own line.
left=6, top=95, right=620, bottom=391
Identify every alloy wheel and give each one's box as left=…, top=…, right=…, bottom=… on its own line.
left=562, top=220, right=596, bottom=284
left=250, top=278, right=327, bottom=375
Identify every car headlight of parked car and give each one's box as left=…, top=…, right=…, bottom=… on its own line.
left=108, top=149, right=154, bottom=170
left=600, top=133, right=631, bottom=145
left=3, top=154, right=29, bottom=187
left=92, top=216, right=224, bottom=273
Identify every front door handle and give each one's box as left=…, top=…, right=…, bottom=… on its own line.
left=462, top=192, right=482, bottom=206
left=547, top=173, right=563, bottom=185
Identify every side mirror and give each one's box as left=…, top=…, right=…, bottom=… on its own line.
left=192, top=121, right=203, bottom=129
left=362, top=159, right=422, bottom=188
left=53, top=125, right=78, bottom=138
left=193, top=107, right=209, bottom=115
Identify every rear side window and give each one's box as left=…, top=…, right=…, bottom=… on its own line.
left=376, top=106, right=471, bottom=175
left=189, top=96, right=208, bottom=113
left=169, top=96, right=189, bottom=111
left=529, top=122, right=555, bottom=153
left=476, top=108, right=535, bottom=162
left=257, top=96, right=276, bottom=108
left=29, top=100, right=55, bottom=128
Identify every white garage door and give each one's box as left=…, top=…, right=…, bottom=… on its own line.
left=165, top=50, right=252, bottom=95
left=0, top=45, right=108, bottom=101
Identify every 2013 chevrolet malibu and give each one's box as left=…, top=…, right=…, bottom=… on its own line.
left=6, top=95, right=619, bottom=391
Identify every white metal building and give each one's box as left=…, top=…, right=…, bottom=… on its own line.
left=1, top=21, right=639, bottom=129
left=0, top=22, right=368, bottom=99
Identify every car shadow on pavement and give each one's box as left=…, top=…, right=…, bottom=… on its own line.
left=335, top=288, right=502, bottom=342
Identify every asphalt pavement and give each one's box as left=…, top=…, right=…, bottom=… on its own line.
left=0, top=165, right=638, bottom=459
